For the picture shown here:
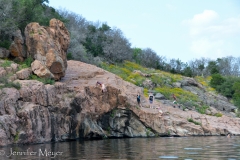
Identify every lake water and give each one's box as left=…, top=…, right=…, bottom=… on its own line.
left=0, top=136, right=240, bottom=159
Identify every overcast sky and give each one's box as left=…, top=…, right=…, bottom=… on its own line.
left=48, top=0, right=240, bottom=63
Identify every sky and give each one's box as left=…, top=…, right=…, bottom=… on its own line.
left=48, top=0, right=240, bottom=63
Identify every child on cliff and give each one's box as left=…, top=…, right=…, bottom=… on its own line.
left=137, top=93, right=141, bottom=107
left=172, top=94, right=177, bottom=104
left=172, top=94, right=180, bottom=108
left=96, top=81, right=107, bottom=93
left=149, top=93, right=154, bottom=109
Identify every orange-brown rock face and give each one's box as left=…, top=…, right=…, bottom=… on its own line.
left=25, top=19, right=70, bottom=80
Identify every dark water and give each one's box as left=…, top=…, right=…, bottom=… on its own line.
left=0, top=136, right=240, bottom=159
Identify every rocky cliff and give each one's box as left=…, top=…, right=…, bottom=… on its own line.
left=5, top=18, right=70, bottom=80
left=1, top=60, right=240, bottom=147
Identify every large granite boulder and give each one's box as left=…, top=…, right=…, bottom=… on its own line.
left=155, top=93, right=166, bottom=100
left=31, top=60, right=54, bottom=79
left=25, top=18, right=70, bottom=80
left=16, top=68, right=31, bottom=80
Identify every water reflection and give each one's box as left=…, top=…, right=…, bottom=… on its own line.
left=0, top=136, right=239, bottom=159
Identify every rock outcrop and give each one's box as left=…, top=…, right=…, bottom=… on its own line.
left=25, top=18, right=70, bottom=80
left=16, top=68, right=31, bottom=80
left=1, top=60, right=240, bottom=147
left=9, top=30, right=26, bottom=60
left=179, top=77, right=237, bottom=112
left=31, top=60, right=54, bottom=79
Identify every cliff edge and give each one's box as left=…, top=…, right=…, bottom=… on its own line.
left=1, top=60, right=240, bottom=146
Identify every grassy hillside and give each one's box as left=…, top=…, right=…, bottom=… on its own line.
left=100, top=61, right=227, bottom=115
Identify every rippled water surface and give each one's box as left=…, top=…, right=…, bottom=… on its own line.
left=1, top=136, right=240, bottom=159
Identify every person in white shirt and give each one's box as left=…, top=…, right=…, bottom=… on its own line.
left=96, top=81, right=107, bottom=93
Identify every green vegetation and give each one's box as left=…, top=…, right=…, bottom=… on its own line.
left=210, top=74, right=225, bottom=88
left=146, top=128, right=152, bottom=137
left=0, top=40, right=11, bottom=49
left=101, top=61, right=145, bottom=86
left=101, top=61, right=203, bottom=110
left=67, top=52, right=73, bottom=60
left=195, top=76, right=215, bottom=92
left=18, top=57, right=33, bottom=70
left=214, top=113, right=223, bottom=117
left=14, top=131, right=20, bottom=142
left=110, top=109, right=116, bottom=118
left=0, top=60, right=12, bottom=68
left=0, top=77, right=21, bottom=90
left=167, top=130, right=171, bottom=136
left=107, top=127, right=111, bottom=134
left=196, top=105, right=209, bottom=114
left=143, top=88, right=148, bottom=97
left=0, top=0, right=239, bottom=120
left=135, top=105, right=140, bottom=109
left=210, top=74, right=240, bottom=109
left=101, top=61, right=182, bottom=87
left=155, top=87, right=199, bottom=104
left=29, top=74, right=55, bottom=85
left=187, top=118, right=201, bottom=125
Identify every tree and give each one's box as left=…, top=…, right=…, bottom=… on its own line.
left=210, top=73, right=225, bottom=88
left=138, top=48, right=160, bottom=69
left=206, top=61, right=219, bottom=75
left=198, top=64, right=205, bottom=77
left=57, top=9, right=91, bottom=62
left=0, top=0, right=64, bottom=41
left=182, top=66, right=193, bottom=77
left=82, top=23, right=111, bottom=57
left=103, top=28, right=132, bottom=62
left=233, top=81, right=240, bottom=107
left=12, top=0, right=50, bottom=33
left=0, top=0, right=16, bottom=35
left=168, top=58, right=184, bottom=74
left=217, top=77, right=236, bottom=98
left=132, top=48, right=142, bottom=64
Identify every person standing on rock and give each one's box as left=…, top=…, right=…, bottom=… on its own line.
left=172, top=94, right=180, bottom=108
left=149, top=93, right=154, bottom=109
left=137, top=93, right=141, bottom=107
left=172, top=94, right=177, bottom=104
left=96, top=81, right=107, bottom=93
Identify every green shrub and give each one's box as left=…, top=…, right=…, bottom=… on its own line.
left=154, top=87, right=199, bottom=103
left=29, top=74, right=55, bottom=85
left=67, top=52, right=73, bottom=60
left=14, top=131, right=20, bottom=142
left=0, top=77, right=21, bottom=90
left=126, top=73, right=145, bottom=86
left=214, top=113, right=222, bottom=117
left=236, top=111, right=240, bottom=118
left=151, top=75, right=165, bottom=86
left=146, top=128, right=152, bottom=137
left=187, top=118, right=201, bottom=125
left=196, top=105, right=209, bottom=114
left=110, top=109, right=116, bottom=117
left=195, top=76, right=215, bottom=92
left=25, top=57, right=33, bottom=67
left=18, top=57, right=33, bottom=70
left=233, top=81, right=240, bottom=108
left=0, top=60, right=12, bottom=68
left=0, top=40, right=11, bottom=49
left=143, top=88, right=148, bottom=97
left=210, top=73, right=225, bottom=88
left=5, top=81, right=21, bottom=90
